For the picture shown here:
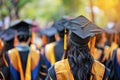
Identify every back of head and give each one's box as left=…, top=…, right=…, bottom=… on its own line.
left=54, top=18, right=69, bottom=39
left=4, top=39, right=14, bottom=51
left=10, top=20, right=33, bottom=43
left=17, top=33, right=31, bottom=42
left=42, top=27, right=57, bottom=44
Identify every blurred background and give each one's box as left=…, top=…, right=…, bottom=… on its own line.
left=0, top=0, right=120, bottom=29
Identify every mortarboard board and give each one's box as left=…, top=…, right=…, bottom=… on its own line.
left=64, top=15, right=103, bottom=39
left=54, top=18, right=68, bottom=32
left=62, top=15, right=104, bottom=58
left=10, top=20, right=33, bottom=35
left=0, top=28, right=16, bottom=42
left=42, top=27, right=57, bottom=37
left=42, top=27, right=57, bottom=44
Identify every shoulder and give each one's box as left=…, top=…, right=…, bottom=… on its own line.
left=45, top=42, right=55, bottom=52
left=92, top=60, right=110, bottom=80
left=8, top=48, right=17, bottom=54
left=48, top=59, right=69, bottom=80
left=92, top=60, right=105, bottom=79
left=51, top=59, right=68, bottom=75
left=46, top=42, right=55, bottom=48
left=93, top=60, right=105, bottom=68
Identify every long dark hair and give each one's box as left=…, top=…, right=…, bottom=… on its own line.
left=67, top=38, right=94, bottom=80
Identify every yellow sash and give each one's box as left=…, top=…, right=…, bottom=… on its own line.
left=102, top=46, right=111, bottom=62
left=55, top=59, right=105, bottom=80
left=91, top=60, right=105, bottom=80
left=55, top=59, right=74, bottom=80
left=8, top=48, right=40, bottom=80
left=45, top=42, right=55, bottom=65
left=93, top=48, right=102, bottom=60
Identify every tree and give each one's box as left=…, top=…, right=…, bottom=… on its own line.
left=0, top=0, right=33, bottom=20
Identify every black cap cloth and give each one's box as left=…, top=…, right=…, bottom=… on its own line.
left=42, top=27, right=57, bottom=37
left=64, top=15, right=103, bottom=46
left=54, top=18, right=68, bottom=32
left=0, top=28, right=16, bottom=42
left=10, top=20, right=33, bottom=35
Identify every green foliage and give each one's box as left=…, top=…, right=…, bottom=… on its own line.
left=20, top=0, right=62, bottom=21
left=17, top=0, right=33, bottom=9
left=61, top=0, right=82, bottom=15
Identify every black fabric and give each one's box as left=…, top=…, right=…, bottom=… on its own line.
left=45, top=65, right=56, bottom=80
left=38, top=55, right=48, bottom=80
left=64, top=15, right=103, bottom=39
left=70, top=32, right=90, bottom=47
left=1, top=47, right=47, bottom=80
left=10, top=20, right=32, bottom=35
left=108, top=49, right=119, bottom=80
left=4, top=39, right=14, bottom=51
left=19, top=50, right=29, bottom=74
left=0, top=28, right=16, bottom=42
left=42, top=27, right=57, bottom=37
left=103, top=67, right=110, bottom=80
left=54, top=18, right=68, bottom=32
left=1, top=53, right=14, bottom=80
left=54, top=39, right=64, bottom=61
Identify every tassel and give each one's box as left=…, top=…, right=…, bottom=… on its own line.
left=64, top=28, right=67, bottom=50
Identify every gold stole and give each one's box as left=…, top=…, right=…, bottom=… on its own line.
left=55, top=59, right=105, bottom=80
left=55, top=59, right=74, bottom=80
left=45, top=42, right=55, bottom=65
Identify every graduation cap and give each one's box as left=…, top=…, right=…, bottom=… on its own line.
left=64, top=15, right=103, bottom=39
left=63, top=15, right=103, bottom=55
left=10, top=20, right=33, bottom=35
left=42, top=27, right=57, bottom=37
left=42, top=27, right=57, bottom=44
left=54, top=18, right=68, bottom=32
left=0, top=28, right=16, bottom=42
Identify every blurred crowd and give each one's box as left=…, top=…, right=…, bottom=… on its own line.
left=0, top=15, right=120, bottom=80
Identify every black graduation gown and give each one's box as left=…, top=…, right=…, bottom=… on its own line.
left=0, top=45, right=47, bottom=80
left=54, top=39, right=64, bottom=61
left=46, top=59, right=110, bottom=80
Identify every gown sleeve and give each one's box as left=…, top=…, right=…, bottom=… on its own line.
left=0, top=52, right=10, bottom=80
left=45, top=65, right=57, bottom=80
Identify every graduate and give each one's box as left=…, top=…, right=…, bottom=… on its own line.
left=0, top=29, right=16, bottom=70
left=0, top=30, right=4, bottom=70
left=94, top=33, right=106, bottom=62
left=0, top=28, right=16, bottom=51
left=41, top=27, right=57, bottom=69
left=52, top=18, right=68, bottom=62
left=46, top=15, right=110, bottom=80
left=0, top=21, right=47, bottom=80
left=108, top=40, right=120, bottom=80
left=106, top=22, right=120, bottom=80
